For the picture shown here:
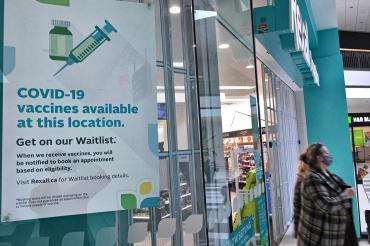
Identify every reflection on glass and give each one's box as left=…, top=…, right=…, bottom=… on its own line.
left=350, top=126, right=370, bottom=234
left=193, top=0, right=269, bottom=243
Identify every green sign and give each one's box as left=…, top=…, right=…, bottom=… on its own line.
left=224, top=217, right=255, bottom=246
left=354, top=129, right=365, bottom=147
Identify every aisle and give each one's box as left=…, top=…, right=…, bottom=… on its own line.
left=279, top=224, right=296, bottom=246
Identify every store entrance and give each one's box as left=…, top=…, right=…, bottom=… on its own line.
left=349, top=113, right=370, bottom=236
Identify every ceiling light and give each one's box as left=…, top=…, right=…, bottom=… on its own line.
left=220, top=86, right=255, bottom=90
left=218, top=43, right=230, bottom=49
left=194, top=10, right=217, bottom=20
left=220, top=93, right=226, bottom=102
left=169, top=6, right=181, bottom=14
left=173, top=62, right=184, bottom=68
left=245, top=65, right=254, bottom=69
left=346, top=88, right=370, bottom=98
left=157, top=86, right=185, bottom=90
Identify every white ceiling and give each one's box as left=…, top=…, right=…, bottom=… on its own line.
left=311, top=0, right=338, bottom=30
left=336, top=0, right=370, bottom=32
left=347, top=98, right=370, bottom=113
left=344, top=70, right=370, bottom=113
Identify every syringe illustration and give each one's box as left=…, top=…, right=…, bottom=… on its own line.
left=53, top=20, right=117, bottom=76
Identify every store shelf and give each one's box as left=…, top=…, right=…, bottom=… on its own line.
left=162, top=204, right=192, bottom=219
left=181, top=193, right=191, bottom=198
left=182, top=204, right=192, bottom=211
left=162, top=213, right=171, bottom=219
left=133, top=216, right=150, bottom=220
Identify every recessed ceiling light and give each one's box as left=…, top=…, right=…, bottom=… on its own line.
left=350, top=6, right=353, bottom=8
left=169, top=6, right=181, bottom=14
left=218, top=43, right=230, bottom=49
left=220, top=86, right=255, bottom=90
left=245, top=65, right=254, bottom=69
left=346, top=88, right=370, bottom=98
left=173, top=62, right=184, bottom=68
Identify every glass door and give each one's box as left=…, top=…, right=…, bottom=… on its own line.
left=1, top=0, right=209, bottom=245
left=192, top=0, right=269, bottom=245
left=349, top=124, right=370, bottom=236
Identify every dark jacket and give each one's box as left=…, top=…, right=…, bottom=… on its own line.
left=293, top=175, right=303, bottom=238
left=297, top=168, right=352, bottom=246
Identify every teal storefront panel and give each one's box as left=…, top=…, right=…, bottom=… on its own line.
left=252, top=0, right=360, bottom=237
left=253, top=0, right=320, bottom=87
left=304, top=28, right=360, bottom=236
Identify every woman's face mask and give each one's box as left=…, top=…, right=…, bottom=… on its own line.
left=322, top=154, right=333, bottom=166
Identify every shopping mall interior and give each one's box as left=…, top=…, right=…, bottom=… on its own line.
left=1, top=0, right=370, bottom=245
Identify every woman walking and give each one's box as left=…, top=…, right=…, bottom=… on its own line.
left=297, top=143, right=358, bottom=246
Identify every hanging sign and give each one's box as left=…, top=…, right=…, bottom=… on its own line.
left=288, top=0, right=319, bottom=86
left=2, top=0, right=159, bottom=222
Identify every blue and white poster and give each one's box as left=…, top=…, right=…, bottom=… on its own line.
left=2, top=0, right=159, bottom=222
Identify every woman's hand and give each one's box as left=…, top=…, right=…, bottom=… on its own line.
left=343, top=187, right=355, bottom=198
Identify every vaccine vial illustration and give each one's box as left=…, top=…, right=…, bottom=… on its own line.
left=49, top=20, right=73, bottom=61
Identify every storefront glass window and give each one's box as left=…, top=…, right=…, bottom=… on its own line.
left=259, top=63, right=300, bottom=244
left=349, top=114, right=370, bottom=235
left=193, top=0, right=269, bottom=244
left=1, top=0, right=277, bottom=245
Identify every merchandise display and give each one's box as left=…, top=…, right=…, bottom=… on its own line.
left=224, top=129, right=267, bottom=243
left=133, top=172, right=192, bottom=221
left=349, top=121, right=370, bottom=233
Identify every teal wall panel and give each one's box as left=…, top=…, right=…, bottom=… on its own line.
left=256, top=32, right=304, bottom=87
left=304, top=28, right=360, bottom=236
left=257, top=0, right=318, bottom=47
left=253, top=0, right=320, bottom=87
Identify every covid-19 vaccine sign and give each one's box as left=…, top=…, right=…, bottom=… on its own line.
left=2, top=0, right=159, bottom=221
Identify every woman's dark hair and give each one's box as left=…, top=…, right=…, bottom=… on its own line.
left=300, top=143, right=325, bottom=167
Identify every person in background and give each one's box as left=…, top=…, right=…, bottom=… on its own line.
left=297, top=143, right=358, bottom=246
left=357, top=164, right=369, bottom=181
left=293, top=154, right=308, bottom=238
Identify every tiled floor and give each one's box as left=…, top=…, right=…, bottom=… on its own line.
left=280, top=224, right=369, bottom=245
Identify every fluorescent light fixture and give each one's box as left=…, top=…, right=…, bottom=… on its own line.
left=173, top=62, right=184, bottom=68
left=220, top=86, right=255, bottom=90
left=245, top=65, right=254, bottom=69
left=218, top=43, right=230, bottom=49
left=346, top=88, right=370, bottom=98
left=169, top=6, right=181, bottom=14
left=194, top=10, right=217, bottom=20
left=157, top=86, right=185, bottom=90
